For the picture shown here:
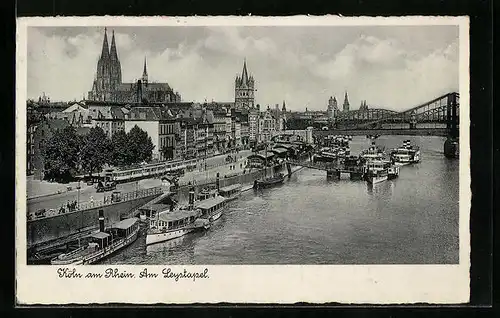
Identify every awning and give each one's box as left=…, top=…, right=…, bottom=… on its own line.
left=195, top=196, right=227, bottom=210
left=91, top=232, right=110, bottom=239
left=111, top=218, right=138, bottom=230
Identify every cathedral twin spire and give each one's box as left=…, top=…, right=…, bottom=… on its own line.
left=96, top=27, right=152, bottom=91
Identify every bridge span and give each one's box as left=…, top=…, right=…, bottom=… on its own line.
left=313, top=128, right=448, bottom=137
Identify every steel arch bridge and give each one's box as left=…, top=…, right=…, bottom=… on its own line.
left=333, top=92, right=459, bottom=136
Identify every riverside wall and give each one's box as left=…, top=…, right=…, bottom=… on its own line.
left=173, top=154, right=310, bottom=202
left=27, top=192, right=162, bottom=248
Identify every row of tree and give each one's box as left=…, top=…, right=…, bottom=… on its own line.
left=42, top=125, right=154, bottom=182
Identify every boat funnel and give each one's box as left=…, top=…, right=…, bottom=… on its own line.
left=216, top=172, right=220, bottom=193
left=188, top=187, right=195, bottom=210
left=98, top=209, right=105, bottom=232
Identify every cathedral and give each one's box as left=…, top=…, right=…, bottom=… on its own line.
left=87, top=28, right=181, bottom=104
left=234, top=59, right=255, bottom=110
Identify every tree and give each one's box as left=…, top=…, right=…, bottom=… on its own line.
left=127, top=125, right=155, bottom=163
left=80, top=126, right=112, bottom=176
left=111, top=130, right=132, bottom=167
left=42, top=126, right=80, bottom=182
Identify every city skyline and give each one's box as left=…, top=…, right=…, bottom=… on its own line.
left=28, top=25, right=459, bottom=111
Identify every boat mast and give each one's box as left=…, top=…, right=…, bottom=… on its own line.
left=264, top=143, right=268, bottom=178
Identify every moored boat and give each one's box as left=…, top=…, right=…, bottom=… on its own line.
left=51, top=211, right=139, bottom=265
left=253, top=173, right=285, bottom=189
left=218, top=183, right=242, bottom=202
left=387, top=165, right=400, bottom=180
left=360, top=142, right=386, bottom=161
left=145, top=188, right=210, bottom=245
left=390, top=140, right=421, bottom=165
left=197, top=186, right=218, bottom=201
left=254, top=144, right=286, bottom=190
left=363, top=160, right=398, bottom=184
left=196, top=195, right=227, bottom=222
left=364, top=169, right=389, bottom=184
left=145, top=208, right=209, bottom=245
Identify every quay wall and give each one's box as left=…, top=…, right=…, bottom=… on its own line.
left=27, top=193, right=161, bottom=248
left=174, top=165, right=286, bottom=202
left=173, top=153, right=310, bottom=202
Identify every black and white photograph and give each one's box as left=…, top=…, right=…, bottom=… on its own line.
left=16, top=16, right=470, bottom=304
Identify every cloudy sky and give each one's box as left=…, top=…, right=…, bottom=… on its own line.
left=27, top=25, right=459, bottom=112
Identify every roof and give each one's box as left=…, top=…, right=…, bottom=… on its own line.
left=63, top=103, right=87, bottom=113
left=91, top=232, right=110, bottom=239
left=275, top=143, right=298, bottom=150
left=219, top=183, right=242, bottom=193
left=195, top=195, right=227, bottom=210
left=271, top=147, right=288, bottom=154
left=158, top=210, right=200, bottom=222
left=126, top=106, right=161, bottom=121
left=248, top=152, right=275, bottom=160
left=145, top=82, right=172, bottom=91
left=93, top=106, right=125, bottom=120
left=139, top=203, right=170, bottom=213
left=111, top=218, right=138, bottom=230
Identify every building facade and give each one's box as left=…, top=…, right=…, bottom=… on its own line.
left=248, top=106, right=260, bottom=143
left=158, top=109, right=177, bottom=161
left=91, top=106, right=126, bottom=138
left=123, top=107, right=162, bottom=161
left=258, top=106, right=277, bottom=143
left=88, top=28, right=181, bottom=104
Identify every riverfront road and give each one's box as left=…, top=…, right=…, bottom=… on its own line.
left=27, top=178, right=164, bottom=214
left=27, top=150, right=253, bottom=213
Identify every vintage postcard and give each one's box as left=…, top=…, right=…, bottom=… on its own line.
left=16, top=15, right=470, bottom=305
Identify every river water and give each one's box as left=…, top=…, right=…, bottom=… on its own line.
left=102, top=135, right=459, bottom=265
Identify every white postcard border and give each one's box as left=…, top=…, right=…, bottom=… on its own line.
left=15, top=15, right=470, bottom=305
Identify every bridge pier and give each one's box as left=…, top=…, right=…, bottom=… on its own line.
left=286, top=162, right=292, bottom=177
left=444, top=138, right=459, bottom=158
left=326, top=169, right=340, bottom=180
left=350, top=171, right=364, bottom=181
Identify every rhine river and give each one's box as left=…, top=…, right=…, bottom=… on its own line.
left=102, top=135, right=459, bottom=265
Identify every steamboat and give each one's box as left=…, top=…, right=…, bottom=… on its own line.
left=360, top=141, right=386, bottom=161
left=145, top=188, right=210, bottom=246
left=51, top=210, right=139, bottom=265
left=196, top=195, right=227, bottom=223
left=253, top=144, right=286, bottom=189
left=218, top=183, right=243, bottom=202
left=390, top=140, right=421, bottom=165
left=364, top=160, right=399, bottom=184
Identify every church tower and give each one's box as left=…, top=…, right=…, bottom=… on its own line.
left=327, top=96, right=339, bottom=119
left=234, top=59, right=255, bottom=110
left=94, top=27, right=111, bottom=100
left=142, top=57, right=148, bottom=85
left=89, top=28, right=123, bottom=101
left=109, top=30, right=122, bottom=91
left=343, top=91, right=350, bottom=112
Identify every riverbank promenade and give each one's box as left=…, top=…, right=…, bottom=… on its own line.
left=27, top=150, right=252, bottom=213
